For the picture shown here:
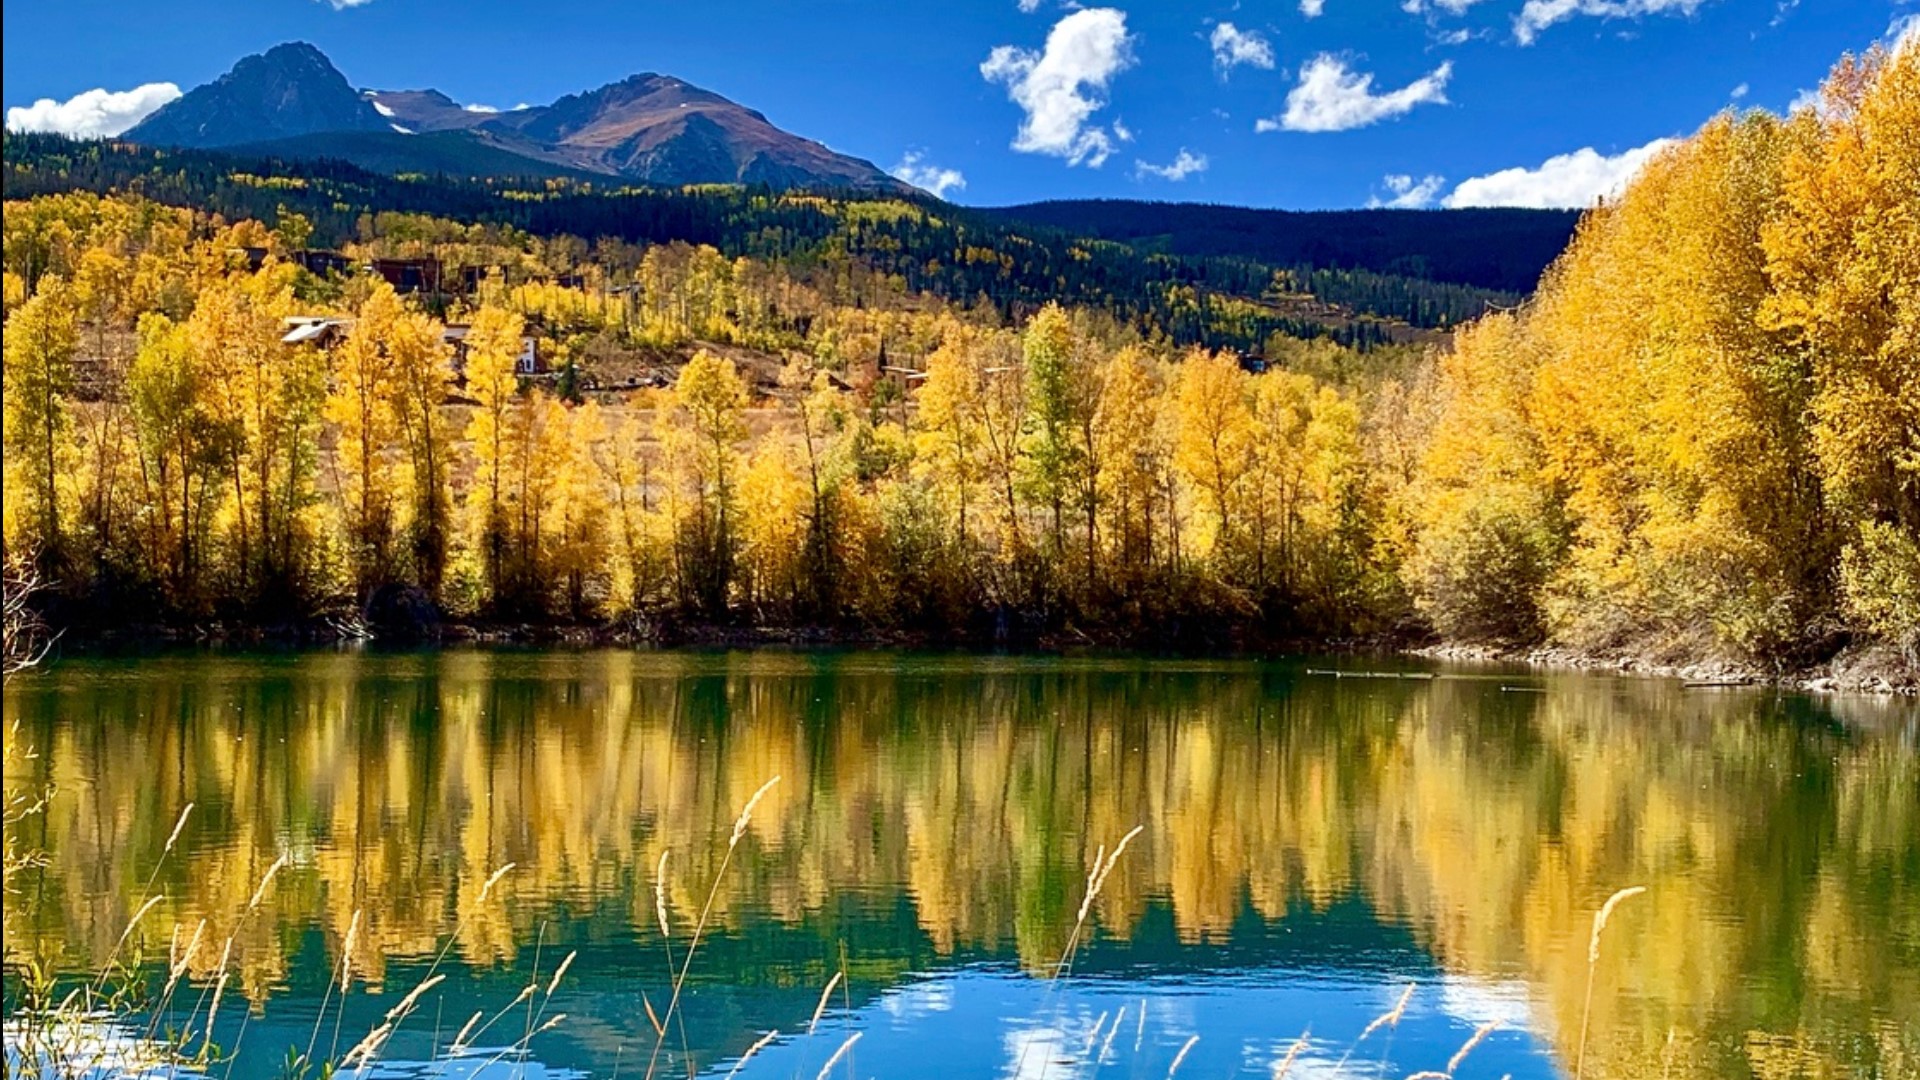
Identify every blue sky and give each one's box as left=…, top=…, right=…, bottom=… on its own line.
left=3, top=0, right=1912, bottom=209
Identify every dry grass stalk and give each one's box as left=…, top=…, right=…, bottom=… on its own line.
left=247, top=854, right=290, bottom=911
left=340, top=909, right=362, bottom=992
left=1589, top=886, right=1647, bottom=964
left=1167, top=1034, right=1199, bottom=1077
left=644, top=775, right=781, bottom=1080
left=654, top=849, right=672, bottom=937
left=1271, top=1031, right=1309, bottom=1079
left=1358, top=982, right=1415, bottom=1044
left=546, top=950, right=577, bottom=997
left=164, top=919, right=207, bottom=996
left=455, top=984, right=539, bottom=1057
left=1576, top=885, right=1647, bottom=1080
left=1052, top=824, right=1145, bottom=980
left=383, top=973, right=447, bottom=1024
left=1448, top=1020, right=1499, bottom=1074
left=1077, top=825, right=1144, bottom=925
left=723, top=1029, right=780, bottom=1080
left=809, top=971, right=844, bottom=1036
left=163, top=803, right=194, bottom=854
left=1334, top=982, right=1415, bottom=1073
left=99, top=894, right=164, bottom=972
left=197, top=935, right=236, bottom=1057
left=731, top=776, right=781, bottom=849
left=643, top=992, right=665, bottom=1037
left=342, top=973, right=448, bottom=1072
left=450, top=1009, right=484, bottom=1054
left=478, top=861, right=516, bottom=904
left=813, top=1031, right=861, bottom=1080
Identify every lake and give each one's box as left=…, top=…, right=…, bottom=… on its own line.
left=3, top=651, right=1915, bottom=1079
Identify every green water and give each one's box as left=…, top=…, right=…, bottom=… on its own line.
left=3, top=650, right=1916, bottom=1079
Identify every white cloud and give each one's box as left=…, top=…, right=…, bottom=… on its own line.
left=982, top=8, right=1136, bottom=167
left=1444, top=137, right=1678, bottom=208
left=1135, top=149, right=1209, bottom=181
left=892, top=152, right=968, bottom=198
left=464, top=103, right=501, bottom=113
left=1257, top=56, right=1452, bottom=133
left=1888, top=13, right=1920, bottom=53
left=1370, top=173, right=1447, bottom=208
left=318, top=0, right=376, bottom=8
left=1018, top=0, right=1044, bottom=11
left=1300, top=0, right=1327, bottom=18
left=1786, top=87, right=1820, bottom=114
left=5, top=82, right=182, bottom=138
left=1514, top=0, right=1707, bottom=46
left=1730, top=82, right=1749, bottom=100
left=1210, top=23, right=1277, bottom=72
left=1403, top=0, right=1488, bottom=13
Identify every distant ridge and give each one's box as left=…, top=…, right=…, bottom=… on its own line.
left=986, top=199, right=1580, bottom=294
left=123, top=41, right=911, bottom=194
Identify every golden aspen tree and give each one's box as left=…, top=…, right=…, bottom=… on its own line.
left=503, top=391, right=568, bottom=613
left=550, top=400, right=610, bottom=619
left=2, top=277, right=78, bottom=567
left=595, top=401, right=668, bottom=616
left=976, top=329, right=1028, bottom=579
left=1299, top=384, right=1378, bottom=628
left=1525, top=112, right=1821, bottom=653
left=1092, top=346, right=1166, bottom=591
left=738, top=439, right=812, bottom=619
left=70, top=246, right=141, bottom=570
left=1765, top=42, right=1920, bottom=651
left=660, top=350, right=748, bottom=615
left=461, top=305, right=527, bottom=608
left=387, top=307, right=454, bottom=596
left=1403, top=313, right=1563, bottom=643
left=914, top=321, right=990, bottom=546
left=1246, top=370, right=1316, bottom=600
left=783, top=357, right=853, bottom=617
left=326, top=285, right=403, bottom=598
left=128, top=313, right=235, bottom=608
left=1019, top=303, right=1089, bottom=569
left=1172, top=348, right=1254, bottom=566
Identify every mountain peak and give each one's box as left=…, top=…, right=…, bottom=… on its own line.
left=125, top=42, right=912, bottom=194
left=126, top=40, right=389, bottom=148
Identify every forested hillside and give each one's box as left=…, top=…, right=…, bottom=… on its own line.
left=1, top=41, right=1914, bottom=680
left=3, top=132, right=1518, bottom=353
left=987, top=200, right=1579, bottom=294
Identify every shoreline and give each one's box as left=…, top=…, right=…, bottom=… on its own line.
left=30, top=614, right=1918, bottom=696
left=1413, top=641, right=1918, bottom=697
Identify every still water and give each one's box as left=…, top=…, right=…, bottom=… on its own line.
left=3, top=651, right=1916, bottom=1079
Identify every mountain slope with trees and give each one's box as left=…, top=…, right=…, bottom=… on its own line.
left=3, top=131, right=1522, bottom=353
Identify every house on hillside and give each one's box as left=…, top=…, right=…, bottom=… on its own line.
left=443, top=324, right=542, bottom=376
left=295, top=250, right=354, bottom=277
left=371, top=257, right=442, bottom=295
left=281, top=315, right=354, bottom=347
